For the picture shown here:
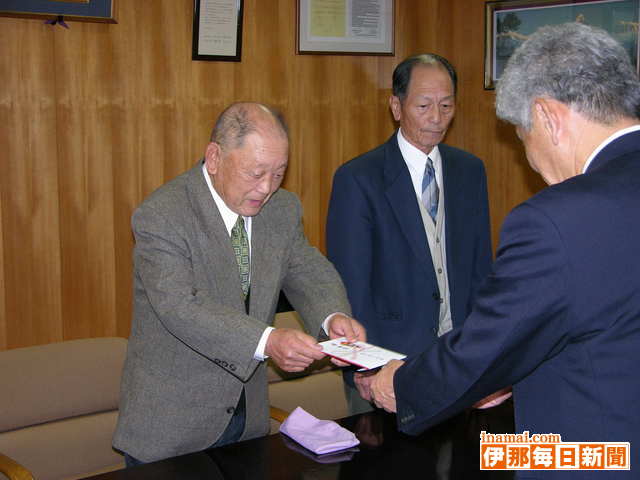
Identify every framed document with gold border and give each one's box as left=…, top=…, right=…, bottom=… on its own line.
left=297, top=0, right=394, bottom=55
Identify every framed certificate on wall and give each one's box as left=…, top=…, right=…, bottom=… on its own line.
left=192, top=0, right=244, bottom=62
left=297, top=0, right=394, bottom=55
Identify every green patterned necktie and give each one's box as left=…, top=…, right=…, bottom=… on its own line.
left=231, top=216, right=250, bottom=297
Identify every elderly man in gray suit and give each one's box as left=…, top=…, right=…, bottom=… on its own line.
left=113, top=102, right=365, bottom=465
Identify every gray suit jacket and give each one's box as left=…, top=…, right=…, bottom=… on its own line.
left=113, top=161, right=351, bottom=462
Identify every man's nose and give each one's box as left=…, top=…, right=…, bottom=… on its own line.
left=428, top=106, right=442, bottom=124
left=256, top=176, right=272, bottom=194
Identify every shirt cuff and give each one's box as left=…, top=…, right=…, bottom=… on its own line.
left=254, top=326, right=275, bottom=361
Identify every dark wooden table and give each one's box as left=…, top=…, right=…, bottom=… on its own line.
left=87, top=400, right=515, bottom=479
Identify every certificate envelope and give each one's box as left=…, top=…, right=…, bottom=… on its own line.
left=319, top=337, right=406, bottom=370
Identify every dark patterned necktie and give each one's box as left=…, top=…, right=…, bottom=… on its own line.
left=421, top=156, right=439, bottom=223
left=231, top=216, right=250, bottom=297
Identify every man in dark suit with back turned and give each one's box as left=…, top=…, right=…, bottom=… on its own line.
left=371, top=23, right=640, bottom=478
left=113, top=103, right=365, bottom=465
left=326, top=54, right=496, bottom=414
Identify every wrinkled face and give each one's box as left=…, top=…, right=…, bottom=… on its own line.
left=390, top=65, right=455, bottom=155
left=205, top=131, right=288, bottom=216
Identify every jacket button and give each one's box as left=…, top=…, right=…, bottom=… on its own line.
left=226, top=407, right=235, bottom=414
left=229, top=364, right=236, bottom=371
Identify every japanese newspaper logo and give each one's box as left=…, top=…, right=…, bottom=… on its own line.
left=480, top=431, right=630, bottom=470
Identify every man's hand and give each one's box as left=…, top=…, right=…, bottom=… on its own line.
left=472, top=387, right=512, bottom=409
left=327, top=314, right=366, bottom=367
left=354, top=370, right=376, bottom=401
left=327, top=313, right=366, bottom=341
left=265, top=328, right=325, bottom=372
left=370, top=359, right=404, bottom=413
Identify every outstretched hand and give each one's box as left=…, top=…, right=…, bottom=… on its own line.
left=265, top=328, right=325, bottom=372
left=327, top=314, right=367, bottom=367
left=370, top=359, right=404, bottom=413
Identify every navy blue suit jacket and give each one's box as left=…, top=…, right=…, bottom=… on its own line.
left=394, top=131, right=640, bottom=478
left=326, top=133, right=492, bottom=358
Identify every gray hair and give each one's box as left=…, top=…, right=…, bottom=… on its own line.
left=210, top=102, right=288, bottom=151
left=496, top=22, right=640, bottom=130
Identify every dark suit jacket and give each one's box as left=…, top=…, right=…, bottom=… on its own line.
left=395, top=131, right=640, bottom=478
left=113, top=161, right=351, bottom=462
left=326, top=133, right=492, bottom=358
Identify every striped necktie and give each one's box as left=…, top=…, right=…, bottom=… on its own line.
left=421, top=156, right=439, bottom=223
left=231, top=216, right=250, bottom=297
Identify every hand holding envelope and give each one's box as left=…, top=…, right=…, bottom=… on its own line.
left=325, top=314, right=367, bottom=367
left=370, top=359, right=404, bottom=413
left=264, top=314, right=365, bottom=373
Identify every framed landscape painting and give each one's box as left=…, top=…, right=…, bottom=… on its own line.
left=485, top=0, right=640, bottom=88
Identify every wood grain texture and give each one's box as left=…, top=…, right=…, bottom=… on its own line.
left=0, top=0, right=544, bottom=349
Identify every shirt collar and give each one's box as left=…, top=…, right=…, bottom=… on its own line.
left=397, top=128, right=442, bottom=174
left=201, top=162, right=249, bottom=235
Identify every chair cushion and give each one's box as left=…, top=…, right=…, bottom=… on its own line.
left=0, top=411, right=124, bottom=480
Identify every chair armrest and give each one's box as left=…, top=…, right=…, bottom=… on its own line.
left=269, top=406, right=290, bottom=424
left=0, top=453, right=34, bottom=480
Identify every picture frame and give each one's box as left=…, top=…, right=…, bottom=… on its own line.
left=297, top=0, right=394, bottom=55
left=192, top=0, right=244, bottom=62
left=484, top=0, right=640, bottom=89
left=0, top=0, right=117, bottom=23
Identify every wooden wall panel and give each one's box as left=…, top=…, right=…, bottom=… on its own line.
left=0, top=0, right=544, bottom=350
left=1, top=19, right=63, bottom=349
left=440, top=0, right=547, bottom=246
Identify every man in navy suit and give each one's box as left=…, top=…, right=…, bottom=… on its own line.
left=326, top=54, right=493, bottom=413
left=370, top=23, right=640, bottom=477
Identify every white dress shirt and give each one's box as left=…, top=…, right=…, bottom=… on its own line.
left=202, top=164, right=337, bottom=361
left=202, top=164, right=273, bottom=360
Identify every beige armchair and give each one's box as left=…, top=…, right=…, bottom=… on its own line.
left=0, top=314, right=348, bottom=478
left=0, top=338, right=128, bottom=480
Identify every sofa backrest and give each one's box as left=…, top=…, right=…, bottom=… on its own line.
left=1, top=338, right=127, bottom=433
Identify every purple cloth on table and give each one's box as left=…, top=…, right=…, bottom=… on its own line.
left=279, top=407, right=360, bottom=455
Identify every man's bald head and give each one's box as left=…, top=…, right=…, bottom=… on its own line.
left=210, top=102, right=288, bottom=152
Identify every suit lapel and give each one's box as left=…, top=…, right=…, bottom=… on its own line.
left=440, top=144, right=463, bottom=287
left=186, top=161, right=246, bottom=308
left=383, top=134, right=435, bottom=275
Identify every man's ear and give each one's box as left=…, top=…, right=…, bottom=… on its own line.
left=389, top=96, right=402, bottom=122
left=533, top=97, right=567, bottom=146
left=204, top=142, right=222, bottom=175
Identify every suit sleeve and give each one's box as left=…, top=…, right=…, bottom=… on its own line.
left=469, top=163, right=493, bottom=308
left=132, top=204, right=264, bottom=382
left=395, top=203, right=572, bottom=434
left=326, top=166, right=373, bottom=323
left=280, top=195, right=352, bottom=337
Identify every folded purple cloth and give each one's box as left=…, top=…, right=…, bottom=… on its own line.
left=279, top=407, right=360, bottom=455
